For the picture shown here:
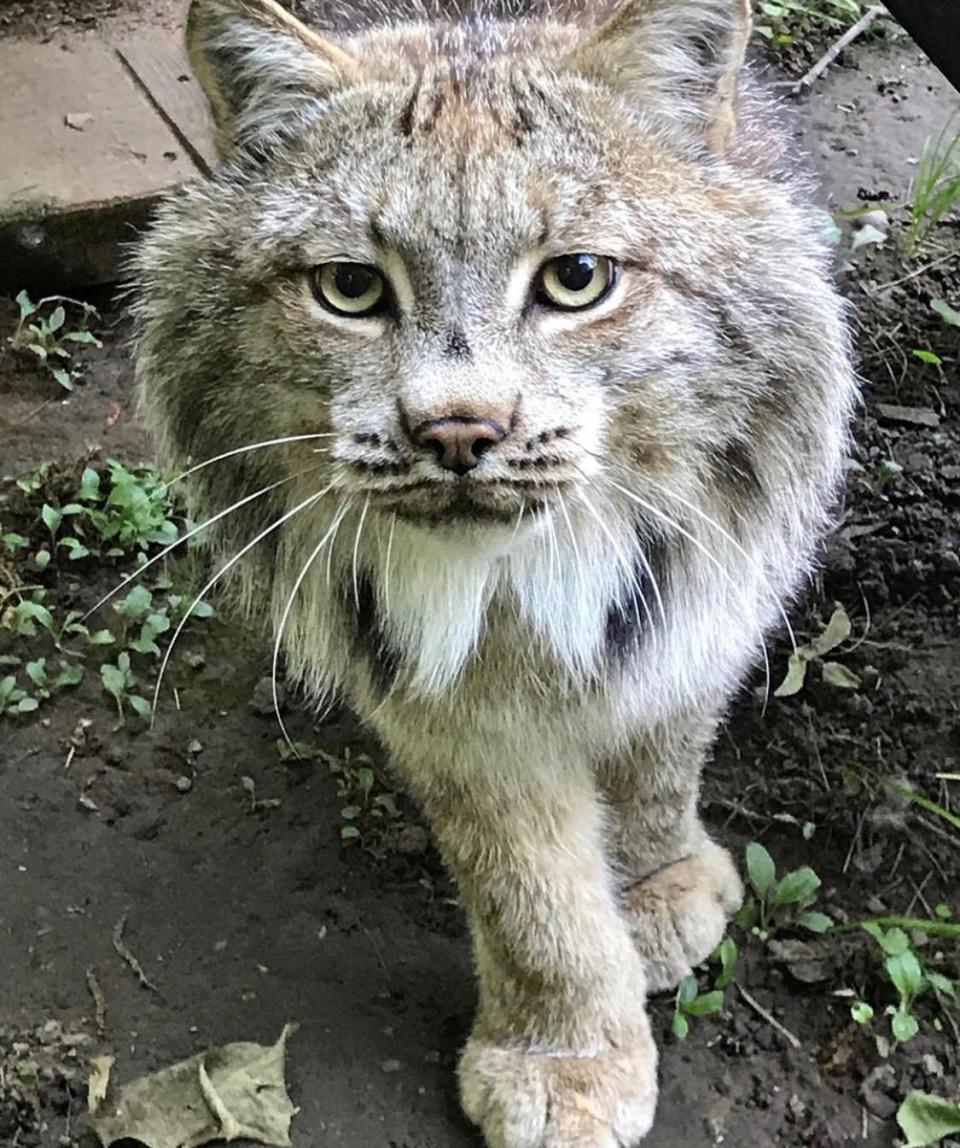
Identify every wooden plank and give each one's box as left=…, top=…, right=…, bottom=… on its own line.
left=0, top=36, right=207, bottom=291
left=116, top=31, right=218, bottom=176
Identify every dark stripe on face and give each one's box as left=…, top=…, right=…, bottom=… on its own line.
left=351, top=569, right=402, bottom=699
left=604, top=526, right=670, bottom=660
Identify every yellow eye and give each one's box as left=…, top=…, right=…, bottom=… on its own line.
left=312, top=262, right=386, bottom=317
left=537, top=254, right=616, bottom=311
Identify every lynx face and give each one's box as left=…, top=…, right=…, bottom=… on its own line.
left=137, top=0, right=847, bottom=549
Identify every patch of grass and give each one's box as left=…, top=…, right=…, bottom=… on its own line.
left=6, top=291, right=101, bottom=392
left=735, top=842, right=832, bottom=940
left=903, top=111, right=960, bottom=258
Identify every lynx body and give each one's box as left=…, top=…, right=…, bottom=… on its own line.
left=134, top=1, right=855, bottom=1142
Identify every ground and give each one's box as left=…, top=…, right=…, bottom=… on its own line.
left=1, top=9, right=959, bottom=1148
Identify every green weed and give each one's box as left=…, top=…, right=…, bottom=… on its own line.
left=671, top=937, right=738, bottom=1039
left=775, top=604, right=860, bottom=696
left=850, top=922, right=958, bottom=1057
left=904, top=112, right=960, bottom=257
left=6, top=291, right=101, bottom=392
left=1, top=458, right=213, bottom=722
left=896, top=1092, right=960, bottom=1147
left=735, top=842, right=832, bottom=939
left=318, top=746, right=401, bottom=843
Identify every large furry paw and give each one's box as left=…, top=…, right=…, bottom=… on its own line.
left=459, top=1029, right=658, bottom=1148
left=622, top=842, right=743, bottom=994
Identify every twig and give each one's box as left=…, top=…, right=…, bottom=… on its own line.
left=937, top=773, right=960, bottom=782
left=736, top=983, right=802, bottom=1049
left=867, top=249, right=960, bottom=297
left=112, top=913, right=159, bottom=992
left=782, top=6, right=885, bottom=94
left=64, top=746, right=76, bottom=772
left=85, top=967, right=107, bottom=1036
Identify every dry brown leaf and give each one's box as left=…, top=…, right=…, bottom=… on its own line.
left=88, top=1023, right=298, bottom=1148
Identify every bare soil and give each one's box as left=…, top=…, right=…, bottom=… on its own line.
left=1, top=28, right=959, bottom=1148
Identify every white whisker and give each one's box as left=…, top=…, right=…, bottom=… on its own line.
left=351, top=495, right=371, bottom=613
left=556, top=491, right=588, bottom=612
left=81, top=466, right=323, bottom=622
left=383, top=510, right=397, bottom=618
left=272, top=500, right=352, bottom=757
left=601, top=476, right=772, bottom=701
left=160, top=433, right=337, bottom=491
left=150, top=482, right=335, bottom=721
left=640, top=476, right=798, bottom=655
left=576, top=485, right=653, bottom=634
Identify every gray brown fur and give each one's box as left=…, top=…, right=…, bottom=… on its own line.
left=132, top=1, right=856, bottom=1142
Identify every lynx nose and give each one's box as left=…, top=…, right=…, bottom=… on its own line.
left=412, top=416, right=507, bottom=476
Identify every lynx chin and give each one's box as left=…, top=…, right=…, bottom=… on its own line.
left=133, top=0, right=855, bottom=1141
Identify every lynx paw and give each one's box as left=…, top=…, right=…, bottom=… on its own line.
left=623, top=842, right=743, bottom=994
left=459, top=1028, right=658, bottom=1148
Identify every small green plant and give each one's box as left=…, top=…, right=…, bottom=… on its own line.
left=904, top=111, right=960, bottom=257
left=896, top=1092, right=960, bottom=1147
left=849, top=922, right=958, bottom=1058
left=672, top=975, right=725, bottom=1039
left=671, top=937, right=738, bottom=1039
left=7, top=291, right=101, bottom=391
left=324, top=747, right=400, bottom=842
left=100, top=652, right=152, bottom=721
left=76, top=461, right=180, bottom=557
left=735, top=842, right=832, bottom=939
left=775, top=603, right=860, bottom=696
left=0, top=658, right=83, bottom=716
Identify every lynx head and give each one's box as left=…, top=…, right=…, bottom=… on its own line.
left=135, top=0, right=852, bottom=694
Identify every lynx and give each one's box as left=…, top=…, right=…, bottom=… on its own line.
left=133, top=0, right=856, bottom=1142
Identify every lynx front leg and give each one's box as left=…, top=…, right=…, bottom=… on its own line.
left=598, top=719, right=743, bottom=994
left=395, top=747, right=658, bottom=1148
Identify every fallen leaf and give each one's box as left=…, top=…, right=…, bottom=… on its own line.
left=851, top=223, right=887, bottom=250
left=87, top=1056, right=114, bottom=1115
left=89, top=1023, right=299, bottom=1148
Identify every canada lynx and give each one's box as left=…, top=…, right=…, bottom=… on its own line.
left=134, top=0, right=855, bottom=1142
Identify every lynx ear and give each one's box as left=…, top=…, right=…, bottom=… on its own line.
left=187, top=0, right=361, bottom=156
left=569, top=0, right=751, bottom=156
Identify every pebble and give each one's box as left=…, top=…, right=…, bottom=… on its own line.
left=251, top=677, right=283, bottom=715
left=381, top=1059, right=401, bottom=1073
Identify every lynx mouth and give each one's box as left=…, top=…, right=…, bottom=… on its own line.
left=361, top=478, right=561, bottom=527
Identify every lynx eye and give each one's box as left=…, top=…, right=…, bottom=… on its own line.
left=537, top=254, right=616, bottom=311
left=312, top=262, right=386, bottom=317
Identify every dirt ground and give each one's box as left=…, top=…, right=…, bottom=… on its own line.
left=1, top=13, right=960, bottom=1148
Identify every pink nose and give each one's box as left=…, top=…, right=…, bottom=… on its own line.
left=412, top=416, right=507, bottom=476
